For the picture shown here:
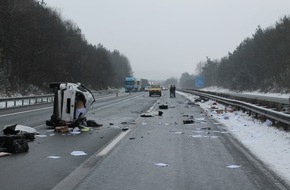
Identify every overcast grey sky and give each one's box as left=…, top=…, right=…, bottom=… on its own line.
left=45, top=0, right=290, bottom=80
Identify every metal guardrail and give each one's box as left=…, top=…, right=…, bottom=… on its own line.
left=0, top=94, right=54, bottom=108
left=181, top=89, right=290, bottom=126
left=0, top=90, right=116, bottom=109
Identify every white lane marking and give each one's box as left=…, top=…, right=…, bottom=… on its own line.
left=97, top=129, right=130, bottom=157
left=0, top=107, right=52, bottom=118
left=95, top=95, right=141, bottom=110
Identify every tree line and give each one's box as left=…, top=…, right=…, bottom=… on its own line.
left=195, top=16, right=290, bottom=92
left=0, top=0, right=133, bottom=96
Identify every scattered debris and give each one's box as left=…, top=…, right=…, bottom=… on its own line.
left=47, top=156, right=61, bottom=159
left=201, top=127, right=211, bottom=130
left=55, top=126, right=70, bottom=133
left=226, top=165, right=241, bottom=169
left=155, top=163, right=169, bottom=167
left=0, top=152, right=11, bottom=157
left=183, top=120, right=195, bottom=124
left=81, top=127, right=90, bottom=132
left=87, top=120, right=103, bottom=127
left=0, top=136, right=29, bottom=153
left=140, top=114, right=153, bottom=117
left=122, top=127, right=129, bottom=131
left=159, top=104, right=168, bottom=109
left=129, top=137, right=135, bottom=140
left=70, top=128, right=81, bottom=135
left=3, top=124, right=37, bottom=135
left=71, top=151, right=87, bottom=156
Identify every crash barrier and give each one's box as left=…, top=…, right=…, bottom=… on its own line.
left=186, top=89, right=288, bottom=112
left=0, top=89, right=115, bottom=109
left=181, top=89, right=290, bottom=126
left=0, top=94, right=54, bottom=109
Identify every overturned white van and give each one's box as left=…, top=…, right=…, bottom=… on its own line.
left=46, top=82, right=95, bottom=127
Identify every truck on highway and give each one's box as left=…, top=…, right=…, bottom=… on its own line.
left=124, top=77, right=138, bottom=92
left=138, top=79, right=149, bottom=91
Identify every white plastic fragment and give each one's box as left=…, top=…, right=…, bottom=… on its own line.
left=71, top=151, right=87, bottom=156
left=47, top=156, right=61, bottom=159
left=155, top=163, right=169, bottom=167
left=226, top=165, right=241, bottom=169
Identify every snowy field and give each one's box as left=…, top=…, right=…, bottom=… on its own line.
left=178, top=91, right=290, bottom=186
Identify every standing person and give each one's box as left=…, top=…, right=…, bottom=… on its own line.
left=172, top=85, right=176, bottom=97
left=170, top=85, right=173, bottom=98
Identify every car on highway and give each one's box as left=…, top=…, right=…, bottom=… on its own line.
left=149, top=84, right=162, bottom=97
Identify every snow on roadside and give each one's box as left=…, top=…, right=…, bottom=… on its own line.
left=202, top=86, right=290, bottom=98
left=178, top=91, right=290, bottom=185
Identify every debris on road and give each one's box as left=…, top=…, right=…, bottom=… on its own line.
left=3, top=124, right=37, bottom=135
left=55, top=126, right=70, bottom=133
left=86, top=120, right=103, bottom=127
left=226, top=165, right=241, bottom=169
left=70, top=151, right=87, bottom=156
left=70, top=128, right=81, bottom=135
left=140, top=114, right=153, bottom=117
left=155, top=163, right=169, bottom=167
left=159, top=104, right=168, bottom=109
left=47, top=156, right=61, bottom=159
left=122, top=127, right=129, bottom=131
left=183, top=120, right=195, bottom=124
left=0, top=135, right=29, bottom=153
left=0, top=152, right=11, bottom=157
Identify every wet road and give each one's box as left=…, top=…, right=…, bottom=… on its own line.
left=0, top=92, right=156, bottom=190
left=0, top=91, right=288, bottom=190
left=74, top=92, right=287, bottom=190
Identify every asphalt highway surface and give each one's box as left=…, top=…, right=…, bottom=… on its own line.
left=0, top=91, right=287, bottom=190
left=0, top=92, right=155, bottom=190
